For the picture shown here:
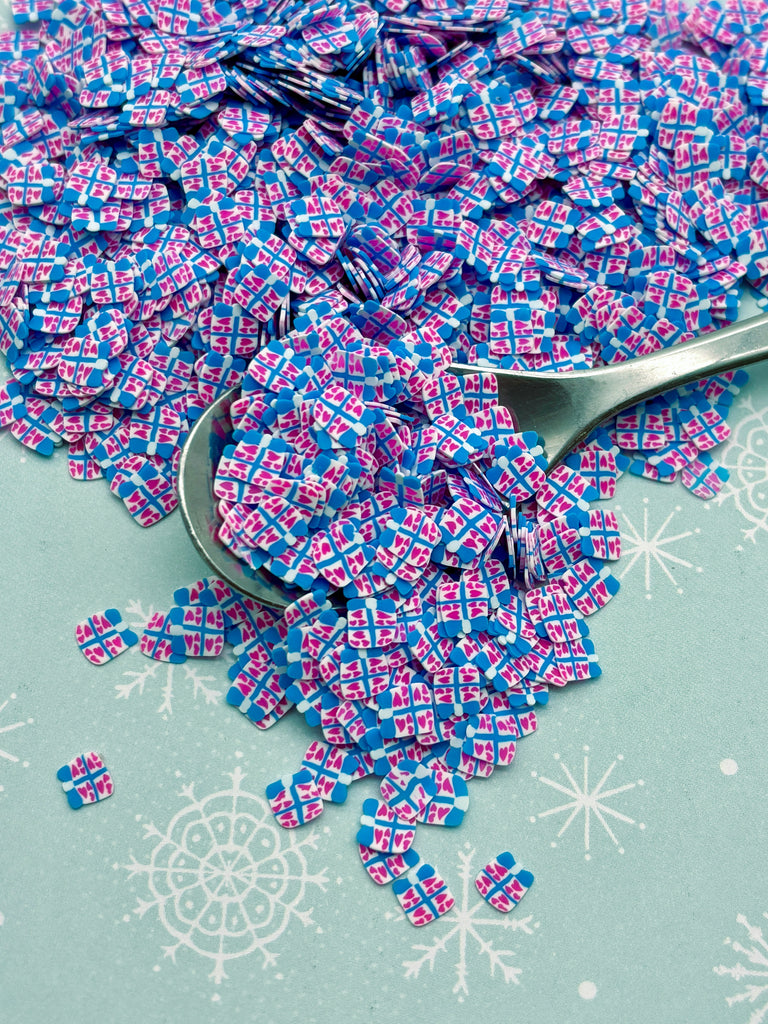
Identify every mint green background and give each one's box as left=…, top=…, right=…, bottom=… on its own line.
left=2, top=358, right=768, bottom=1024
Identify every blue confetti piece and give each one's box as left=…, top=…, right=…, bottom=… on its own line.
left=356, top=797, right=416, bottom=854
left=475, top=851, right=534, bottom=913
left=57, top=751, right=114, bottom=809
left=75, top=609, right=138, bottom=665
left=266, top=768, right=323, bottom=828
left=359, top=844, right=420, bottom=885
left=393, top=862, right=455, bottom=927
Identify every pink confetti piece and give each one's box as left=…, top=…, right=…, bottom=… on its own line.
left=356, top=798, right=416, bottom=854
left=475, top=852, right=534, bottom=913
left=393, top=863, right=455, bottom=926
left=57, top=751, right=114, bottom=809
left=75, top=609, right=138, bottom=665
left=358, top=844, right=420, bottom=886
left=266, top=769, right=324, bottom=829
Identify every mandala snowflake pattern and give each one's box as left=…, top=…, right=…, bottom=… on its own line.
left=530, top=746, right=645, bottom=859
left=714, top=910, right=768, bottom=1024
left=387, top=843, right=537, bottom=1000
left=115, top=599, right=226, bottom=715
left=122, top=767, right=328, bottom=984
left=615, top=498, right=702, bottom=598
left=714, top=396, right=768, bottom=543
left=0, top=691, right=32, bottom=776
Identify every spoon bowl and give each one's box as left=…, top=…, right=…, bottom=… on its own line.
left=177, top=390, right=304, bottom=608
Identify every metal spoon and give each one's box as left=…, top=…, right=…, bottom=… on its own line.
left=455, top=307, right=768, bottom=469
left=178, top=308, right=768, bottom=608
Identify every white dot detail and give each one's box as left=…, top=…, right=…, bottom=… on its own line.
left=720, top=758, right=738, bottom=776
left=579, top=980, right=597, bottom=1000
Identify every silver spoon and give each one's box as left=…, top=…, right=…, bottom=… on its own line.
left=178, top=308, right=768, bottom=609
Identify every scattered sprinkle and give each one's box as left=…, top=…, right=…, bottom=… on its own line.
left=75, top=608, right=138, bottom=664
left=57, top=751, right=113, bottom=809
left=475, top=850, right=534, bottom=913
left=392, top=862, right=455, bottom=927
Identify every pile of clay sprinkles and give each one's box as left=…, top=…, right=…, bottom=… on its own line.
left=4, top=0, right=768, bottom=924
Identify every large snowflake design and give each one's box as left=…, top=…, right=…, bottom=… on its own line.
left=529, top=746, right=645, bottom=859
left=387, top=843, right=537, bottom=1000
left=0, top=691, right=32, bottom=781
left=121, top=767, right=328, bottom=984
left=115, top=599, right=227, bottom=715
left=714, top=910, right=768, bottom=1023
left=714, top=396, right=768, bottom=543
left=614, top=497, right=702, bottom=598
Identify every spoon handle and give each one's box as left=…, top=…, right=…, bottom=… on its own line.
left=455, top=310, right=768, bottom=468
left=568, top=310, right=768, bottom=407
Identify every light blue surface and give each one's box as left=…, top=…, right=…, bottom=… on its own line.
left=2, top=362, right=768, bottom=1024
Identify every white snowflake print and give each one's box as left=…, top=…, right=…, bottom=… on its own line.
left=0, top=691, right=32, bottom=777
left=121, top=767, right=328, bottom=984
left=714, top=910, right=768, bottom=1024
left=116, top=599, right=226, bottom=715
left=530, top=746, right=645, bottom=859
left=615, top=498, right=702, bottom=598
left=387, top=843, right=537, bottom=1000
left=715, top=396, right=768, bottom=543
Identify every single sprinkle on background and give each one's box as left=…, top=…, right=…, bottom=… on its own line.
left=56, top=751, right=114, bottom=809
left=475, top=850, right=535, bottom=913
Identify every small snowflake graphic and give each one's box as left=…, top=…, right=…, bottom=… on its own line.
left=387, top=843, right=537, bottom=1000
left=0, top=691, right=32, bottom=775
left=121, top=767, right=328, bottom=984
left=714, top=910, right=768, bottom=1024
left=615, top=498, right=702, bottom=598
left=530, top=746, right=645, bottom=859
left=116, top=599, right=226, bottom=715
left=715, top=396, right=768, bottom=543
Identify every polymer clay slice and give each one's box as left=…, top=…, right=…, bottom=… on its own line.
left=75, top=608, right=138, bottom=665
left=393, top=863, right=455, bottom=926
left=475, top=851, right=534, bottom=913
left=57, top=751, right=114, bottom=809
